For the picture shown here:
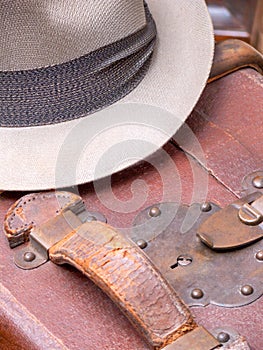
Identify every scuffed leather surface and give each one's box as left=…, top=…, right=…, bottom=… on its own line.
left=50, top=221, right=194, bottom=349
left=1, top=68, right=262, bottom=349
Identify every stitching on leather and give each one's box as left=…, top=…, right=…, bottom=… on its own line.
left=8, top=192, right=72, bottom=230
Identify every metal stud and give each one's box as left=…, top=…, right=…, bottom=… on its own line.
left=256, top=250, right=263, bottom=261
left=241, top=285, right=254, bottom=296
left=217, top=332, right=230, bottom=343
left=137, top=239, right=148, bottom=249
left=149, top=206, right=161, bottom=217
left=200, top=202, right=212, bottom=212
left=191, top=288, right=204, bottom=299
left=23, top=252, right=36, bottom=262
left=252, top=176, right=263, bottom=189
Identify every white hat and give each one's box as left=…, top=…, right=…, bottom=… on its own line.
left=0, top=0, right=214, bottom=190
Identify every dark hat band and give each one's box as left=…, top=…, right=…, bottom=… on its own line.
left=0, top=3, right=156, bottom=127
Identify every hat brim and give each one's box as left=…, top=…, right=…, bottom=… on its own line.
left=0, top=0, right=214, bottom=191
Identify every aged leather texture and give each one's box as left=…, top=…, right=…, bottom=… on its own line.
left=49, top=220, right=195, bottom=349
left=0, top=68, right=262, bottom=349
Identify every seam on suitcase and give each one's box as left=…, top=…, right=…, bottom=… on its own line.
left=0, top=283, right=69, bottom=350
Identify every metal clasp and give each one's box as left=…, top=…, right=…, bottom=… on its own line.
left=163, top=327, right=220, bottom=350
left=197, top=192, right=263, bottom=250
left=239, top=195, right=263, bottom=226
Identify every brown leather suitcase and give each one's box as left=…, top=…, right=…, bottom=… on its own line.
left=1, top=61, right=263, bottom=348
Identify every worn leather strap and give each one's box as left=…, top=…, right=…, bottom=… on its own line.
left=46, top=212, right=253, bottom=350
left=209, top=39, right=263, bottom=83
left=49, top=221, right=196, bottom=349
left=5, top=191, right=195, bottom=349
left=4, top=191, right=252, bottom=349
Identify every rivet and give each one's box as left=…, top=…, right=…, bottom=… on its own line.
left=217, top=332, right=230, bottom=343
left=252, top=176, right=263, bottom=189
left=191, top=288, right=204, bottom=299
left=86, top=216, right=97, bottom=222
left=241, top=285, right=254, bottom=296
left=24, top=252, right=36, bottom=262
left=200, top=202, right=212, bottom=212
left=256, top=250, right=263, bottom=261
left=137, top=239, right=148, bottom=249
left=149, top=207, right=161, bottom=217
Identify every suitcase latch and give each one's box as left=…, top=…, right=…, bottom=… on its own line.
left=197, top=192, right=263, bottom=250
left=4, top=186, right=263, bottom=308
left=131, top=193, right=263, bottom=308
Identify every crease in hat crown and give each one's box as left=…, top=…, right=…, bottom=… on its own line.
left=0, top=0, right=147, bottom=71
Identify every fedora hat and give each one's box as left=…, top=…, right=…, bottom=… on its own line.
left=0, top=0, right=214, bottom=191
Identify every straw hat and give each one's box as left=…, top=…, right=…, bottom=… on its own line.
left=0, top=0, right=214, bottom=190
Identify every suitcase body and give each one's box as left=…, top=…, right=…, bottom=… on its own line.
left=1, top=67, right=262, bottom=350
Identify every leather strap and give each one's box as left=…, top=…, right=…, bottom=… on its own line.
left=209, top=39, right=263, bottom=83
left=4, top=191, right=251, bottom=349
left=49, top=220, right=196, bottom=349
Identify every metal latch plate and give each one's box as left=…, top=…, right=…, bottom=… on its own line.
left=131, top=202, right=263, bottom=308
left=163, top=327, right=220, bottom=350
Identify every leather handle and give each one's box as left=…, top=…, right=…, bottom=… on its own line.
left=49, top=221, right=195, bottom=350
left=209, top=39, right=263, bottom=82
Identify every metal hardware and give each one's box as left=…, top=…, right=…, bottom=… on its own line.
left=217, top=332, right=230, bottom=343
left=176, top=255, right=192, bottom=267
left=252, top=176, right=263, bottom=189
left=239, top=203, right=263, bottom=225
left=7, top=177, right=263, bottom=308
left=3, top=189, right=257, bottom=349
left=200, top=202, right=212, bottom=212
left=86, top=215, right=97, bottom=222
left=9, top=197, right=106, bottom=270
left=163, top=327, right=220, bottom=350
left=241, top=285, right=254, bottom=296
left=4, top=191, right=107, bottom=250
left=198, top=192, right=263, bottom=250
left=191, top=289, right=204, bottom=300
left=132, top=202, right=263, bottom=307
left=23, top=252, right=36, bottom=262
left=136, top=239, right=148, bottom=249
left=256, top=250, right=263, bottom=261
left=211, top=327, right=250, bottom=349
left=238, top=195, right=263, bottom=226
left=242, top=171, right=263, bottom=196
left=149, top=206, right=161, bottom=217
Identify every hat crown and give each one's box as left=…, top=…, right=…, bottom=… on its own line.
left=0, top=0, right=146, bottom=71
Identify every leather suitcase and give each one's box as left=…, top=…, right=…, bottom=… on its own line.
left=1, top=63, right=263, bottom=348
